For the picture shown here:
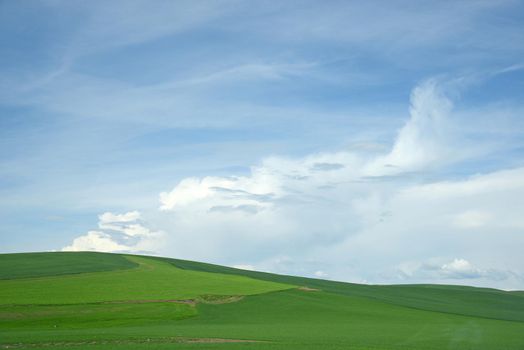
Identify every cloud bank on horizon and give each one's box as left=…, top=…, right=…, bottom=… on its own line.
left=1, top=1, right=524, bottom=289
left=63, top=79, right=524, bottom=290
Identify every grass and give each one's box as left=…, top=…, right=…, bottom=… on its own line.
left=2, top=289, right=523, bottom=349
left=158, top=255, right=524, bottom=322
left=0, top=302, right=196, bottom=329
left=1, top=252, right=523, bottom=350
left=176, top=289, right=524, bottom=349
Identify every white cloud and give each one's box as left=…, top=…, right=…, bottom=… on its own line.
left=62, top=211, right=164, bottom=253
left=366, top=80, right=453, bottom=174
left=62, top=231, right=131, bottom=253
left=159, top=172, right=279, bottom=213
left=159, top=81, right=453, bottom=217
left=99, top=211, right=141, bottom=224
left=156, top=79, right=457, bottom=235
left=441, top=258, right=483, bottom=279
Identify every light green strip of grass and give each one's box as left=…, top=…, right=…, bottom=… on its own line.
left=0, top=256, right=294, bottom=305
left=0, top=302, right=197, bottom=329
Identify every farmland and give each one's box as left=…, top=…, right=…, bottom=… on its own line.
left=1, top=252, right=523, bottom=349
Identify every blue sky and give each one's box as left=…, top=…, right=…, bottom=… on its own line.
left=1, top=0, right=524, bottom=289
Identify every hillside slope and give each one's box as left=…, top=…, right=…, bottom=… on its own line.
left=157, top=254, right=524, bottom=322
left=1, top=252, right=523, bottom=350
left=0, top=253, right=292, bottom=304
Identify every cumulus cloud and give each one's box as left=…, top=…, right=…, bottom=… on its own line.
left=441, top=258, right=483, bottom=279
left=62, top=231, right=130, bottom=253
left=155, top=79, right=456, bottom=251
left=159, top=80, right=458, bottom=219
left=159, top=176, right=276, bottom=212
left=365, top=80, right=455, bottom=175
left=62, top=211, right=164, bottom=253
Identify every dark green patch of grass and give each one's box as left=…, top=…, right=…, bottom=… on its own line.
left=177, top=289, right=524, bottom=350
left=0, top=252, right=137, bottom=280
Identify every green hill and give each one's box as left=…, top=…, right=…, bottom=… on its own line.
left=1, top=252, right=523, bottom=350
left=155, top=255, right=524, bottom=322
left=0, top=255, right=292, bottom=305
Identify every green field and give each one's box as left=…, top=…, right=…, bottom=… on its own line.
left=1, top=252, right=523, bottom=349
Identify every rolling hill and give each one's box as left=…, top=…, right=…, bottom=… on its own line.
left=1, top=252, right=523, bottom=350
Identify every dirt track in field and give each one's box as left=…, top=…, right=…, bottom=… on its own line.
left=1, top=337, right=267, bottom=348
